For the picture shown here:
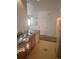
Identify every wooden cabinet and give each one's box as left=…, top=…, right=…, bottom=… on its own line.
left=17, top=51, right=26, bottom=59
left=17, top=30, right=40, bottom=59
left=17, top=42, right=26, bottom=59
left=56, top=17, right=61, bottom=57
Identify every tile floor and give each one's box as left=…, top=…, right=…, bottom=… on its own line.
left=27, top=40, right=57, bottom=59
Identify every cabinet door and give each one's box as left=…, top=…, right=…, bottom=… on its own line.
left=17, top=51, right=26, bottom=59
left=31, top=34, right=36, bottom=48
left=35, top=32, right=40, bottom=44
left=17, top=43, right=26, bottom=59
left=56, top=17, right=61, bottom=57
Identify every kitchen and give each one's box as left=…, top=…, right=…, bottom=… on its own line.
left=17, top=0, right=61, bottom=59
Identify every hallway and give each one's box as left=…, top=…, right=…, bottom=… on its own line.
left=27, top=40, right=57, bottom=59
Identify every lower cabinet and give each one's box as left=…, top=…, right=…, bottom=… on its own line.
left=17, top=51, right=26, bottom=59
left=17, top=30, right=40, bottom=59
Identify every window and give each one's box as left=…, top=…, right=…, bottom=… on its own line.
left=27, top=15, right=31, bottom=26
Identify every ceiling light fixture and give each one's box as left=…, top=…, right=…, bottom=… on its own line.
left=36, top=0, right=40, bottom=2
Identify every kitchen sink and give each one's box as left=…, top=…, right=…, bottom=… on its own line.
left=17, top=32, right=32, bottom=44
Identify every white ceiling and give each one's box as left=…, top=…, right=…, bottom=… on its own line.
left=27, top=0, right=61, bottom=11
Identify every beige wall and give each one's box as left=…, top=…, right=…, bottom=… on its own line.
left=37, top=11, right=58, bottom=36
left=27, top=0, right=61, bottom=37
left=17, top=0, right=28, bottom=33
